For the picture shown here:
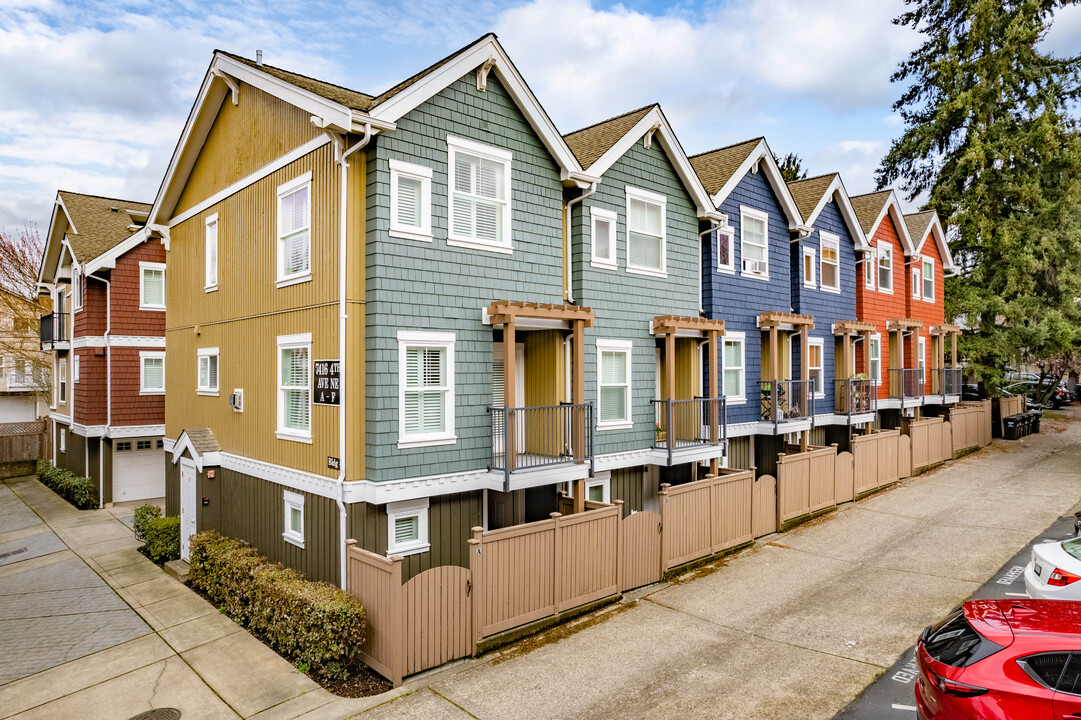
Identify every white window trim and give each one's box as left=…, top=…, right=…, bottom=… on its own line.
left=72, top=355, right=80, bottom=383
left=397, top=330, right=456, bottom=448
left=139, top=262, right=167, bottom=311
left=739, top=206, right=770, bottom=280
left=205, top=213, right=219, bottom=292
left=387, top=498, right=430, bottom=557
left=820, top=231, right=841, bottom=293
left=624, top=186, right=667, bottom=278
left=59, top=427, right=66, bottom=453
left=722, top=331, right=746, bottom=405
left=922, top=258, right=935, bottom=302
left=808, top=337, right=825, bottom=399
left=277, top=332, right=312, bottom=443
left=585, top=474, right=611, bottom=503
left=802, top=246, right=817, bottom=289
left=877, top=245, right=894, bottom=294
left=597, top=338, right=633, bottom=430
left=72, top=267, right=83, bottom=311
left=276, top=172, right=313, bottom=288
left=197, top=347, right=219, bottom=396
left=864, top=248, right=876, bottom=290
left=589, top=206, right=618, bottom=270
left=717, top=224, right=735, bottom=274
left=389, top=159, right=434, bottom=242
left=918, top=335, right=927, bottom=380
left=912, top=266, right=921, bottom=299
left=283, top=490, right=305, bottom=548
left=869, top=333, right=882, bottom=386
left=139, top=351, right=165, bottom=396
left=58, top=358, right=67, bottom=403
left=446, top=136, right=513, bottom=254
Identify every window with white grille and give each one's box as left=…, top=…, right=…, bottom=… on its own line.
left=140, top=262, right=166, bottom=310
left=387, top=498, right=429, bottom=556
left=277, top=334, right=311, bottom=441
left=447, top=137, right=512, bottom=253
left=276, top=174, right=311, bottom=286
left=397, top=331, right=455, bottom=447
left=197, top=348, right=218, bottom=395
left=140, top=352, right=164, bottom=395
left=625, top=187, right=666, bottom=276
left=740, top=207, right=769, bottom=277
left=389, top=159, right=432, bottom=242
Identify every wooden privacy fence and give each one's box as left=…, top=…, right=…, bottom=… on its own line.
left=0, top=420, right=47, bottom=464
left=658, top=468, right=754, bottom=571
left=834, top=451, right=854, bottom=503
left=776, top=445, right=838, bottom=525
left=952, top=400, right=991, bottom=453
left=851, top=429, right=900, bottom=497
left=908, top=417, right=952, bottom=473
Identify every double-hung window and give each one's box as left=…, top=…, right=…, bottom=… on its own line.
left=869, top=334, right=882, bottom=385
left=740, top=207, right=768, bottom=278
left=625, top=187, right=666, bottom=276
left=447, top=136, right=512, bottom=253
left=205, top=214, right=218, bottom=291
left=803, top=247, right=816, bottom=288
left=72, top=356, right=80, bottom=383
left=820, top=232, right=840, bottom=291
left=397, top=331, right=455, bottom=448
left=864, top=249, right=875, bottom=289
left=722, top=333, right=746, bottom=403
left=808, top=338, right=824, bottom=398
left=197, top=348, right=219, bottom=395
left=72, top=268, right=82, bottom=310
left=717, top=224, right=735, bottom=273
left=58, top=358, right=67, bottom=403
left=389, top=159, right=433, bottom=242
left=878, top=245, right=893, bottom=292
left=597, top=339, right=632, bottom=428
left=283, top=490, right=304, bottom=548
left=277, top=333, right=311, bottom=441
left=918, top=336, right=927, bottom=385
left=140, top=262, right=166, bottom=310
left=387, top=498, right=430, bottom=556
left=590, top=206, right=617, bottom=269
left=140, top=352, right=165, bottom=395
left=276, top=173, right=311, bottom=287
left=922, top=258, right=935, bottom=300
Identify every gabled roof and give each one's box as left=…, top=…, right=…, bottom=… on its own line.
left=786, top=173, right=870, bottom=250
left=171, top=427, right=222, bottom=471
left=849, top=189, right=916, bottom=255
left=150, top=34, right=595, bottom=226
left=563, top=105, right=722, bottom=219
left=905, top=210, right=957, bottom=274
left=689, top=138, right=806, bottom=230
left=39, top=191, right=150, bottom=285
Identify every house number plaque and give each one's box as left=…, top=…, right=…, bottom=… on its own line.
left=313, top=360, right=341, bottom=406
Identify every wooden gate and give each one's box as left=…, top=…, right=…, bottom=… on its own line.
left=402, top=566, right=472, bottom=677
left=776, top=446, right=838, bottom=525
left=752, top=474, right=777, bottom=537
left=619, top=511, right=661, bottom=591
left=899, top=434, right=912, bottom=478
left=852, top=430, right=900, bottom=496
left=835, top=451, right=854, bottom=503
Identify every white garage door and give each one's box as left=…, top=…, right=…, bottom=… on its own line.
left=113, top=439, right=165, bottom=503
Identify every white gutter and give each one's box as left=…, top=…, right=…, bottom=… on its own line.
left=564, top=183, right=597, bottom=303
left=88, top=273, right=110, bottom=508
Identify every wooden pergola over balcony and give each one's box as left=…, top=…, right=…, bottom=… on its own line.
left=653, top=316, right=726, bottom=472
left=833, top=320, right=878, bottom=417
left=758, top=312, right=815, bottom=448
left=887, top=318, right=925, bottom=408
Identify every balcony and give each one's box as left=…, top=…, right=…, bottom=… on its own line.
left=888, top=368, right=923, bottom=405
left=39, top=312, right=68, bottom=349
left=759, top=379, right=814, bottom=428
left=489, top=402, right=594, bottom=490
left=651, top=397, right=727, bottom=466
left=835, top=378, right=876, bottom=416
left=933, top=367, right=962, bottom=398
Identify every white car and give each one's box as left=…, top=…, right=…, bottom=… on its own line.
left=1024, top=537, right=1081, bottom=599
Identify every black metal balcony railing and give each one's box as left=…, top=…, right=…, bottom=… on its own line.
left=835, top=378, right=876, bottom=415
left=39, top=312, right=68, bottom=346
left=759, top=379, right=814, bottom=427
left=934, top=367, right=962, bottom=396
left=651, top=397, right=727, bottom=466
left=889, top=368, right=923, bottom=402
left=489, top=402, right=594, bottom=491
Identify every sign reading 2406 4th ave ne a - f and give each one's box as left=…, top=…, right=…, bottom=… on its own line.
left=313, top=360, right=340, bottom=406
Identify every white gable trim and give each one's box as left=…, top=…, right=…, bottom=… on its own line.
left=83, top=227, right=152, bottom=275
left=580, top=106, right=721, bottom=219
left=801, top=176, right=871, bottom=251
left=710, top=139, right=807, bottom=231
left=913, top=212, right=956, bottom=273
left=170, top=430, right=221, bottom=472
left=39, top=194, right=76, bottom=285
left=865, top=190, right=916, bottom=256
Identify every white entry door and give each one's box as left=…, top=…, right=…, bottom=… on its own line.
left=179, top=458, right=197, bottom=561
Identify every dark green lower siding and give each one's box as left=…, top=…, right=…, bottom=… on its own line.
left=164, top=456, right=179, bottom=516
left=349, top=491, right=482, bottom=582
left=727, top=436, right=754, bottom=470
left=54, top=422, right=85, bottom=477
left=754, top=435, right=785, bottom=478
left=610, top=466, right=643, bottom=517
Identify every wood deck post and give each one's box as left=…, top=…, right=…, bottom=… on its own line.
left=937, top=333, right=946, bottom=394
left=951, top=332, right=958, bottom=368
left=862, top=330, right=872, bottom=379
left=800, top=324, right=810, bottom=418
left=769, top=326, right=779, bottom=383
left=469, top=528, right=484, bottom=647
left=572, top=319, right=585, bottom=514
left=504, top=318, right=516, bottom=472
left=708, top=329, right=719, bottom=475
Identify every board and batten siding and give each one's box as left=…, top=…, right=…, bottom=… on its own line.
left=570, top=137, right=703, bottom=457
left=364, top=73, right=565, bottom=483
left=703, top=169, right=795, bottom=426
left=610, top=466, right=644, bottom=517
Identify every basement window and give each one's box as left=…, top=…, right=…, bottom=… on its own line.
left=283, top=490, right=305, bottom=548
left=387, top=498, right=429, bottom=557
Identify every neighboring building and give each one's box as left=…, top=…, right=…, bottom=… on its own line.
left=785, top=173, right=874, bottom=441
left=902, top=210, right=961, bottom=407
left=38, top=191, right=165, bottom=504
left=0, top=289, right=50, bottom=422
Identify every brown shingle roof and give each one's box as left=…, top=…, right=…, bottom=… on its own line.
left=849, top=190, right=894, bottom=235
left=688, top=138, right=763, bottom=196
left=904, top=210, right=936, bottom=245
left=787, top=173, right=837, bottom=222
left=181, top=427, right=220, bottom=455
left=563, top=105, right=656, bottom=170
left=58, top=191, right=150, bottom=262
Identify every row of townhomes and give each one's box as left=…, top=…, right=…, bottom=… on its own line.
left=37, top=35, right=965, bottom=605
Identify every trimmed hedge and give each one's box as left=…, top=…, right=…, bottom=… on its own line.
left=36, top=460, right=98, bottom=509
left=188, top=531, right=366, bottom=679
left=133, top=505, right=180, bottom=564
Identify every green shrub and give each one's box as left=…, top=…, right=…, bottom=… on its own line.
left=143, top=516, right=180, bottom=564
left=133, top=504, right=162, bottom=542
left=36, top=460, right=98, bottom=509
left=189, top=531, right=366, bottom=679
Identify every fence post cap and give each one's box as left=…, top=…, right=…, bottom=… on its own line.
left=389, top=554, right=405, bottom=563
left=345, top=538, right=357, bottom=546
left=550, top=512, right=562, bottom=518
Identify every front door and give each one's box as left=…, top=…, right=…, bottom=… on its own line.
left=179, top=458, right=197, bottom=561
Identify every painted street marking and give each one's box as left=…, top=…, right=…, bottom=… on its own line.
left=892, top=704, right=917, bottom=712
left=997, top=565, right=1024, bottom=584
left=1004, top=592, right=1029, bottom=597
left=891, top=656, right=918, bottom=684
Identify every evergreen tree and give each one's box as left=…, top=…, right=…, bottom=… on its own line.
left=877, top=0, right=1081, bottom=394
left=774, top=152, right=807, bottom=182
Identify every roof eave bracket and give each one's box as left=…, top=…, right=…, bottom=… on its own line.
left=211, top=69, right=239, bottom=106
left=477, top=54, right=498, bottom=92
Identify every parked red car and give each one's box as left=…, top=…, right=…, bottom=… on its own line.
left=917, top=599, right=1081, bottom=719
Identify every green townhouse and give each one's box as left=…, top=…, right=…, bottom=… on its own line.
left=151, top=34, right=725, bottom=588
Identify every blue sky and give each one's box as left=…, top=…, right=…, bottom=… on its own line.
left=1, top=0, right=1079, bottom=232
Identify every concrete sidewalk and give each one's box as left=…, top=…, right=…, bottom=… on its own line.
left=0, top=476, right=407, bottom=720
left=359, top=410, right=1081, bottom=719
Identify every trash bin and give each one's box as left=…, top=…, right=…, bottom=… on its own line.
left=1004, top=414, right=1023, bottom=440
left=1020, top=413, right=1032, bottom=437
left=1029, top=411, right=1042, bottom=434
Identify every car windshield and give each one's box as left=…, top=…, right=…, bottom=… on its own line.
left=1062, top=538, right=1081, bottom=562
left=925, top=610, right=1005, bottom=668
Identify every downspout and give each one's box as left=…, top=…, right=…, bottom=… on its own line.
left=697, top=220, right=719, bottom=314
left=563, top=183, right=597, bottom=303
left=89, top=273, right=110, bottom=508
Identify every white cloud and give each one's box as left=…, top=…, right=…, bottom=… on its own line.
left=813, top=140, right=885, bottom=197
left=1042, top=3, right=1081, bottom=57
